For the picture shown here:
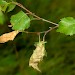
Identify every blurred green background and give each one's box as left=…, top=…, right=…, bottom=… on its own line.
left=0, top=0, right=75, bottom=75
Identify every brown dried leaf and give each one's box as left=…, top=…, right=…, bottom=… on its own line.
left=29, top=41, right=46, bottom=72
left=0, top=31, right=19, bottom=43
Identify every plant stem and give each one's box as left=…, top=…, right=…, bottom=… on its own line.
left=20, top=25, right=58, bottom=36
left=43, top=25, right=58, bottom=41
left=12, top=1, right=59, bottom=40
left=12, top=1, right=58, bottom=26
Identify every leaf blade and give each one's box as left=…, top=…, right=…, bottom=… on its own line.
left=0, top=0, right=8, bottom=12
left=10, top=11, right=30, bottom=31
left=0, top=31, right=19, bottom=43
left=57, top=17, right=75, bottom=36
left=7, top=3, right=16, bottom=12
left=29, top=41, right=46, bottom=72
left=0, top=0, right=7, bottom=5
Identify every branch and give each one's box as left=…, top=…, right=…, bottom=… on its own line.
left=43, top=25, right=58, bottom=41
left=20, top=25, right=58, bottom=37
left=12, top=1, right=58, bottom=26
left=11, top=1, right=59, bottom=40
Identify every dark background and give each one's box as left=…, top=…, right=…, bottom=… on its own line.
left=0, top=0, right=75, bottom=75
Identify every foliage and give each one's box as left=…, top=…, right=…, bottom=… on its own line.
left=0, top=0, right=75, bottom=75
left=10, top=11, right=30, bottom=31
left=57, top=17, right=75, bottom=35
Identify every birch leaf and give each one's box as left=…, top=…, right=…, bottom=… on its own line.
left=7, top=3, right=16, bottom=12
left=0, top=31, right=19, bottom=43
left=0, top=0, right=8, bottom=12
left=57, top=17, right=75, bottom=36
left=0, top=0, right=7, bottom=5
left=10, top=11, right=30, bottom=31
left=29, top=41, right=46, bottom=72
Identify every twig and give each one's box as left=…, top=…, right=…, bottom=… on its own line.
left=11, top=1, right=59, bottom=41
left=20, top=30, right=48, bottom=34
left=20, top=25, right=58, bottom=37
left=12, top=1, right=58, bottom=26
left=43, top=25, right=59, bottom=41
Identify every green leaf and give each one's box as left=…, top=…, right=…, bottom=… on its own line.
left=6, top=0, right=16, bottom=12
left=0, top=0, right=7, bottom=5
left=57, top=17, right=75, bottom=36
left=7, top=3, right=16, bottom=12
left=0, top=0, right=16, bottom=12
left=1, top=3, right=8, bottom=12
left=0, top=0, right=8, bottom=12
left=0, top=7, right=5, bottom=24
left=10, top=11, right=30, bottom=31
